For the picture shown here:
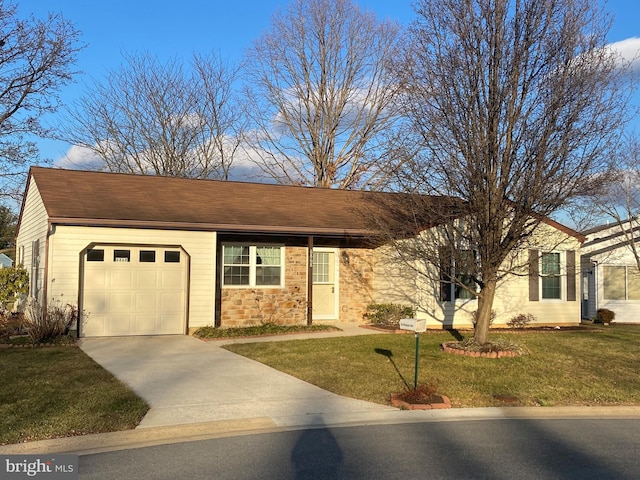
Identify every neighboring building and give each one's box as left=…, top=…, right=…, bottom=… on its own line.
left=0, top=253, right=13, bottom=268
left=16, top=167, right=583, bottom=337
left=581, top=220, right=640, bottom=323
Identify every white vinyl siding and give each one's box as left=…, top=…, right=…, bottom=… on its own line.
left=374, top=223, right=581, bottom=328
left=46, top=225, right=217, bottom=332
left=15, top=178, right=49, bottom=303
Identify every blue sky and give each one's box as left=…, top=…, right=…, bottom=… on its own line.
left=25, top=0, right=640, bottom=166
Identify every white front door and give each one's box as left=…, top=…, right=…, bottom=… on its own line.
left=312, top=248, right=338, bottom=320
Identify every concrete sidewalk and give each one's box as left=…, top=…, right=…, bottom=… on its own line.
left=77, top=326, right=392, bottom=430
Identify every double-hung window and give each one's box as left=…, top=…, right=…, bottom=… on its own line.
left=439, top=248, right=477, bottom=301
left=455, top=250, right=476, bottom=300
left=541, top=252, right=562, bottom=300
left=223, top=245, right=283, bottom=287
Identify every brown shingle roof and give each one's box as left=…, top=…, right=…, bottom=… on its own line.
left=25, top=167, right=407, bottom=237
left=23, top=167, right=584, bottom=241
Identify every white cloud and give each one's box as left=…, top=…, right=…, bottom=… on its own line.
left=606, top=37, right=640, bottom=75
left=54, top=145, right=105, bottom=170
left=53, top=141, right=273, bottom=183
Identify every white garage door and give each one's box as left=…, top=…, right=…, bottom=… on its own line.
left=81, top=245, right=187, bottom=336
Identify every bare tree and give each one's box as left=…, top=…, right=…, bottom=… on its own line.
left=62, top=52, right=244, bottom=179
left=243, top=0, right=401, bottom=189
left=0, top=1, right=82, bottom=198
left=386, top=0, right=630, bottom=344
left=588, top=133, right=640, bottom=269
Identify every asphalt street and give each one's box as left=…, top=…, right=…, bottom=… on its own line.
left=78, top=418, right=640, bottom=480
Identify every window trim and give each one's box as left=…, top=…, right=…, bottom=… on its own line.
left=222, top=244, right=285, bottom=288
left=440, top=247, right=478, bottom=302
left=539, top=251, right=564, bottom=301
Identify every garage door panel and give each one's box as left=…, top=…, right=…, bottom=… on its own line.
left=111, top=269, right=134, bottom=287
left=110, top=291, right=134, bottom=310
left=161, top=270, right=183, bottom=288
left=159, top=315, right=183, bottom=333
left=84, top=269, right=107, bottom=287
left=136, top=269, right=160, bottom=287
left=108, top=314, right=134, bottom=335
left=133, top=315, right=158, bottom=333
left=82, top=246, right=187, bottom=337
left=161, top=292, right=183, bottom=309
left=135, top=292, right=159, bottom=311
left=82, top=313, right=107, bottom=337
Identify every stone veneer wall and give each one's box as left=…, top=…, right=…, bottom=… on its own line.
left=220, top=246, right=308, bottom=327
left=220, top=246, right=375, bottom=326
left=336, top=248, right=375, bottom=323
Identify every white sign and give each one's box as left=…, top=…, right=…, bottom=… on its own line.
left=399, top=318, right=426, bottom=333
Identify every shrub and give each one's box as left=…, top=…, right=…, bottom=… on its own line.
left=23, top=299, right=78, bottom=343
left=471, top=309, right=497, bottom=327
left=363, top=304, right=415, bottom=326
left=0, top=265, right=29, bottom=310
left=0, top=311, right=26, bottom=339
left=595, top=308, right=615, bottom=324
left=507, top=313, right=536, bottom=329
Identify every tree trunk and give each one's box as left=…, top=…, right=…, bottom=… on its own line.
left=473, top=277, right=497, bottom=345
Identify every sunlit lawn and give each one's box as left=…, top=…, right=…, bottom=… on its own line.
left=0, top=347, right=149, bottom=446
left=224, top=325, right=640, bottom=408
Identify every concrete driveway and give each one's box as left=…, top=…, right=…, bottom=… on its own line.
left=80, top=335, right=394, bottom=429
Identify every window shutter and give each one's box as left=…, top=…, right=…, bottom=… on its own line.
left=566, top=250, right=576, bottom=301
left=439, top=247, right=452, bottom=302
left=528, top=249, right=539, bottom=302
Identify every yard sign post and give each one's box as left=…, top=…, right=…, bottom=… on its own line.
left=399, top=318, right=427, bottom=389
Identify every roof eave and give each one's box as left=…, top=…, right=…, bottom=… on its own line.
left=47, top=217, right=374, bottom=238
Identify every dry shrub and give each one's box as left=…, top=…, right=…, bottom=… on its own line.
left=24, top=299, right=77, bottom=343
left=0, top=312, right=26, bottom=339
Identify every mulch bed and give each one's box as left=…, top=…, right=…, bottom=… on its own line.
left=441, top=341, right=521, bottom=358
left=389, top=393, right=451, bottom=410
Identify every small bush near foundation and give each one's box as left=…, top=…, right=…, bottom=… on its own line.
left=0, top=312, right=26, bottom=339
left=595, top=308, right=615, bottom=324
left=471, top=309, right=496, bottom=327
left=507, top=313, right=536, bottom=329
left=23, top=299, right=78, bottom=344
left=363, top=304, right=415, bottom=327
left=0, top=265, right=28, bottom=310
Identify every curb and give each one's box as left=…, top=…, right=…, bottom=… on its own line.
left=3, top=406, right=640, bottom=456
left=0, top=417, right=278, bottom=456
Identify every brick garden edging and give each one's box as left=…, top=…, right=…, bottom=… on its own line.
left=390, top=393, right=451, bottom=410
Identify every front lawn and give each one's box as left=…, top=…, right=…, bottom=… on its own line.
left=224, top=325, right=640, bottom=408
left=0, top=346, right=149, bottom=446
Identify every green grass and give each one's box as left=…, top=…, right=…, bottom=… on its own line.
left=194, top=323, right=340, bottom=338
left=0, top=346, right=149, bottom=446
left=224, top=325, right=640, bottom=408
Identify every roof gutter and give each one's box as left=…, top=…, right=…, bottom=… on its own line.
left=46, top=217, right=375, bottom=238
